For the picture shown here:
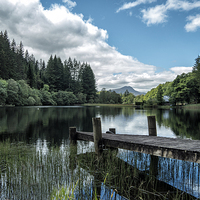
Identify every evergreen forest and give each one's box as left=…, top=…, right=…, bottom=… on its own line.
left=0, top=30, right=98, bottom=106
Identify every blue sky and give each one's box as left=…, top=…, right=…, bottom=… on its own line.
left=0, top=0, right=199, bottom=92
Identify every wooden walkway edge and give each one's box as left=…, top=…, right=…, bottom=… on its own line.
left=75, top=131, right=200, bottom=163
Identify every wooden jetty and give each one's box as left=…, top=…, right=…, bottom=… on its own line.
left=70, top=116, right=200, bottom=163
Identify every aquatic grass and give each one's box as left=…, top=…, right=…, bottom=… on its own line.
left=0, top=140, right=79, bottom=199
left=51, top=179, right=79, bottom=200
left=0, top=139, right=198, bottom=200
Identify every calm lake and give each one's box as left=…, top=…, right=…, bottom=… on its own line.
left=0, top=106, right=200, bottom=199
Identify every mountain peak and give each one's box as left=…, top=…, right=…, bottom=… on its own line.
left=111, top=86, right=145, bottom=96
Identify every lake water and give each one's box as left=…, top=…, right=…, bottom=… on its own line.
left=0, top=106, right=200, bottom=199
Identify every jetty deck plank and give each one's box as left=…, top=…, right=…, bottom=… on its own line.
left=76, top=131, right=200, bottom=163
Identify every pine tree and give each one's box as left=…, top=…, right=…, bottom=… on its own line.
left=16, top=41, right=26, bottom=80
left=81, top=64, right=96, bottom=102
left=27, top=63, right=36, bottom=88
left=54, top=56, right=64, bottom=91
left=46, top=55, right=55, bottom=90
left=11, top=39, right=16, bottom=53
left=63, top=59, right=71, bottom=91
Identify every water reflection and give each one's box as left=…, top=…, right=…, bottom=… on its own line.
left=119, top=149, right=200, bottom=198
left=1, top=106, right=200, bottom=141
left=1, top=106, right=200, bottom=198
left=0, top=137, right=199, bottom=199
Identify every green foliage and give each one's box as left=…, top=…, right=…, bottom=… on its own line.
left=0, top=30, right=97, bottom=106
left=0, top=79, right=7, bottom=105
left=27, top=96, right=36, bottom=106
left=170, top=73, right=200, bottom=105
left=2, top=30, right=200, bottom=107
left=124, top=89, right=130, bottom=97
left=81, top=64, right=97, bottom=102
left=40, top=89, right=56, bottom=106
left=52, top=91, right=77, bottom=105
left=6, top=79, right=20, bottom=105
left=27, top=63, right=36, bottom=88
left=51, top=180, right=79, bottom=200
left=29, top=88, right=42, bottom=105
left=193, top=55, right=200, bottom=91
left=98, top=88, right=122, bottom=104
left=156, top=84, right=164, bottom=105
left=138, top=63, right=200, bottom=106
left=76, top=92, right=87, bottom=104
left=1, top=79, right=43, bottom=106
left=122, top=93, right=135, bottom=104
left=134, top=94, right=144, bottom=103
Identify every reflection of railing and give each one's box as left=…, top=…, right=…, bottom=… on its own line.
left=76, top=151, right=196, bottom=199
left=70, top=116, right=200, bottom=163
left=69, top=117, right=198, bottom=199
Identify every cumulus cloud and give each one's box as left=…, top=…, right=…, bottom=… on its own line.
left=141, top=4, right=168, bottom=25
left=0, top=0, right=191, bottom=92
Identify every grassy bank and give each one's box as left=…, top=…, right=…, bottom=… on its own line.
left=84, top=103, right=200, bottom=110
left=182, top=103, right=200, bottom=110
left=84, top=103, right=173, bottom=109
left=83, top=103, right=135, bottom=107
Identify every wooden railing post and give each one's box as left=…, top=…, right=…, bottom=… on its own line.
left=147, top=116, right=157, bottom=136
left=92, top=117, right=102, bottom=154
left=109, top=128, right=116, bottom=134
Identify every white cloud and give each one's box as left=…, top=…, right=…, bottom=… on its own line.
left=166, top=0, right=200, bottom=11
left=117, top=0, right=200, bottom=30
left=6, top=0, right=39, bottom=6
left=116, top=0, right=156, bottom=13
left=62, top=0, right=77, bottom=9
left=185, top=14, right=200, bottom=32
left=141, top=0, right=200, bottom=26
left=141, top=4, right=168, bottom=25
left=170, top=66, right=193, bottom=74
left=0, top=0, right=190, bottom=92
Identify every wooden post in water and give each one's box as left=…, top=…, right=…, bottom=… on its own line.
left=106, top=128, right=118, bottom=152
left=147, top=116, right=157, bottom=136
left=69, top=127, right=77, bottom=170
left=69, top=127, right=77, bottom=145
left=149, top=155, right=159, bottom=177
left=92, top=117, right=103, bottom=154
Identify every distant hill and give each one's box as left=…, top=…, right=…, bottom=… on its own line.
left=111, top=86, right=145, bottom=96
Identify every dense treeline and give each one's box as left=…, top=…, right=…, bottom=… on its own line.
left=96, top=89, right=136, bottom=104
left=0, top=30, right=97, bottom=105
left=135, top=56, right=200, bottom=106
left=1, top=30, right=200, bottom=106
left=97, top=88, right=122, bottom=104
left=98, top=56, right=200, bottom=106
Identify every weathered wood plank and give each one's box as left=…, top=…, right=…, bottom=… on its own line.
left=76, top=131, right=200, bottom=163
